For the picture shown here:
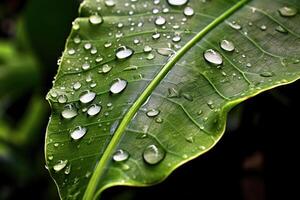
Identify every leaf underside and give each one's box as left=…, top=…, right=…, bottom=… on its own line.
left=45, top=0, right=300, bottom=199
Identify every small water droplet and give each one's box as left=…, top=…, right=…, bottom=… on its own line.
left=168, top=88, right=180, bottom=98
left=82, top=63, right=90, bottom=70
left=167, top=0, right=188, bottom=6
left=80, top=91, right=96, bottom=104
left=110, top=79, right=127, bottom=94
left=278, top=6, right=297, bottom=17
left=227, top=21, right=242, bottom=30
left=155, top=117, right=163, bottom=123
left=204, top=49, right=223, bottom=65
left=73, top=82, right=82, bottom=90
left=143, top=144, right=165, bottom=165
left=275, top=25, right=288, bottom=34
left=70, top=126, right=87, bottom=140
left=146, top=109, right=160, bottom=117
left=260, top=25, right=267, bottom=31
left=62, top=104, right=78, bottom=119
left=144, top=45, right=153, bottom=53
left=182, top=93, right=193, bottom=101
left=58, top=95, right=68, bottom=104
left=64, top=165, right=71, bottom=175
left=260, top=71, right=274, bottom=77
left=87, top=104, right=101, bottom=116
left=53, top=160, right=68, bottom=172
left=123, top=65, right=138, bottom=71
left=220, top=40, right=235, bottom=52
left=113, top=149, right=130, bottom=162
left=101, top=64, right=112, bottom=73
left=68, top=49, right=76, bottom=55
left=89, top=15, right=103, bottom=25
left=184, top=7, right=194, bottom=16
left=157, top=48, right=175, bottom=56
left=116, top=46, right=134, bottom=59
left=152, top=32, right=161, bottom=40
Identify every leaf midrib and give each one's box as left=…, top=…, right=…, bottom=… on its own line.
left=83, top=0, right=250, bottom=199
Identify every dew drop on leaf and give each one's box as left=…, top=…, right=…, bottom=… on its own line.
left=53, top=160, right=68, bottom=172
left=204, top=49, right=223, bottom=65
left=184, top=7, right=194, bottom=16
left=70, top=126, right=87, bottom=140
left=143, top=144, right=165, bottom=165
left=220, top=40, right=235, bottom=52
left=73, top=82, right=82, bottom=90
left=89, top=15, right=103, bottom=25
left=105, top=0, right=116, bottom=7
left=278, top=6, right=298, bottom=17
left=275, top=25, right=288, bottom=34
left=155, top=16, right=166, bottom=26
left=79, top=91, right=96, bottom=104
left=110, top=79, right=127, bottom=94
left=146, top=109, right=160, bottom=117
left=113, top=149, right=130, bottom=162
left=58, top=95, right=68, bottom=104
left=62, top=104, right=78, bottom=119
left=87, top=104, right=101, bottom=116
left=116, top=46, right=134, bottom=59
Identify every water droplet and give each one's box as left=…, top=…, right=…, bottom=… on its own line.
left=172, top=35, right=181, bottom=43
left=278, top=6, right=297, bottom=17
left=62, top=104, right=78, bottom=119
left=204, top=49, right=223, bottom=65
left=48, top=155, right=53, bottom=161
left=89, top=15, right=103, bottom=25
left=143, top=144, right=165, bottom=165
left=105, top=0, right=116, bottom=7
left=275, top=25, right=288, bottom=34
left=116, top=46, right=134, bottom=59
left=73, top=82, right=82, bottom=90
left=260, top=25, right=267, bottom=31
left=227, top=21, right=242, bottom=30
left=167, top=0, right=188, bottom=6
left=113, top=149, right=130, bottom=162
left=220, top=40, right=235, bottom=52
left=64, top=165, right=71, bottom=175
left=80, top=91, right=96, bottom=104
left=246, top=63, right=252, bottom=68
left=110, top=79, right=127, bottom=94
left=84, top=43, right=92, bottom=50
left=70, top=126, right=87, bottom=140
left=152, top=32, right=161, bottom=40
left=123, top=65, right=138, bottom=71
left=144, top=45, right=153, bottom=53
left=157, top=48, right=175, bottom=56
left=146, top=109, right=160, bottom=117
left=155, top=117, right=163, bottom=123
left=58, top=95, right=68, bottom=104
left=87, top=104, right=101, bottom=116
left=147, top=53, right=155, bottom=60
left=182, top=93, right=193, bottom=101
left=260, top=71, right=274, bottom=77
left=185, top=136, right=194, bottom=143
left=101, top=64, right=112, bottom=73
left=53, top=160, right=68, bottom=172
left=155, top=16, right=166, bottom=26
left=184, top=7, right=194, bottom=16
left=82, top=63, right=90, bottom=70
left=168, top=88, right=180, bottom=98
left=68, top=49, right=76, bottom=55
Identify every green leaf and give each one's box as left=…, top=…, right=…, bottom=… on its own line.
left=45, top=0, right=300, bottom=199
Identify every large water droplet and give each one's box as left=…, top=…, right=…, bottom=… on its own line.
left=80, top=91, right=96, bottom=104
left=146, top=109, right=160, bottom=117
left=87, top=104, right=101, bottom=116
left=204, top=49, right=223, bottom=65
left=70, top=126, right=87, bottom=140
left=113, top=149, right=129, bottom=162
left=116, top=46, right=134, bottom=59
left=143, top=144, right=165, bottom=165
left=278, top=6, right=297, bottom=17
left=167, top=0, right=188, bottom=6
left=62, top=104, right=78, bottom=119
left=89, top=15, right=103, bottom=25
left=110, top=79, right=127, bottom=94
left=53, top=160, right=68, bottom=172
left=220, top=40, right=235, bottom=52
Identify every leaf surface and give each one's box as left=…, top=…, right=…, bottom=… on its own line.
left=45, top=0, right=300, bottom=199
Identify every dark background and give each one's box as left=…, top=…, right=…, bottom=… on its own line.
left=0, top=0, right=299, bottom=199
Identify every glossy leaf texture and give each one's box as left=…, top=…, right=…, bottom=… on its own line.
left=45, top=0, right=300, bottom=199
